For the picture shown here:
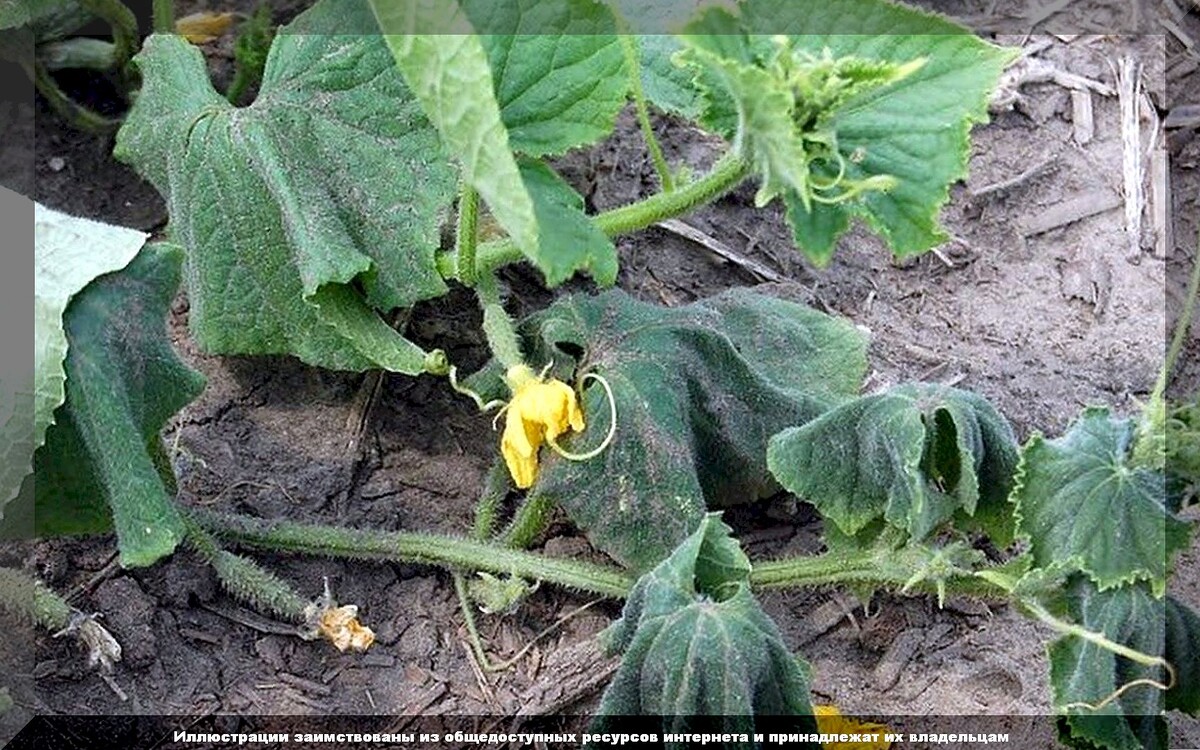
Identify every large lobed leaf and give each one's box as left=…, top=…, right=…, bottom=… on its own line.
left=1, top=194, right=146, bottom=520
left=593, top=514, right=817, bottom=742
left=115, top=0, right=454, bottom=373
left=654, top=0, right=1016, bottom=266
left=767, top=383, right=1019, bottom=545
left=370, top=0, right=620, bottom=287
left=1012, top=408, right=1193, bottom=595
left=475, top=287, right=866, bottom=572
left=1048, top=576, right=1200, bottom=750
left=32, top=244, right=205, bottom=567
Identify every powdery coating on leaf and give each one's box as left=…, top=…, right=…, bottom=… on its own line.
left=498, top=287, right=868, bottom=572
left=33, top=244, right=205, bottom=567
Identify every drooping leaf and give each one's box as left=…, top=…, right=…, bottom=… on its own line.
left=519, top=159, right=617, bottom=287
left=1012, top=407, right=1192, bottom=594
left=1048, top=576, right=1200, bottom=750
left=33, top=244, right=205, bottom=567
left=592, top=514, right=817, bottom=741
left=1, top=194, right=147, bottom=519
left=472, top=287, right=867, bottom=572
left=669, top=0, right=1016, bottom=265
left=114, top=0, right=453, bottom=373
left=462, top=0, right=627, bottom=157
left=767, top=382, right=1019, bottom=544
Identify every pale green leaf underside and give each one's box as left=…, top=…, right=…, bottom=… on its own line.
left=34, top=244, right=205, bottom=567
left=1013, top=408, right=1192, bottom=593
left=594, top=515, right=815, bottom=731
left=2, top=194, right=146, bottom=519
left=115, top=0, right=452, bottom=373
left=370, top=0, right=540, bottom=265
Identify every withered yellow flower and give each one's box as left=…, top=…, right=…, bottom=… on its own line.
left=814, top=705, right=892, bottom=749
left=317, top=604, right=375, bottom=653
left=500, top=364, right=585, bottom=489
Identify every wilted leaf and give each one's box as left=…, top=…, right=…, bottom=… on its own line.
left=592, top=514, right=817, bottom=741
left=1048, top=576, right=1200, bottom=750
left=1012, top=408, right=1192, bottom=594
left=1, top=193, right=146, bottom=519
left=34, top=244, right=205, bottom=567
left=115, top=0, right=453, bottom=373
left=473, top=287, right=866, bottom=572
left=767, top=383, right=1019, bottom=544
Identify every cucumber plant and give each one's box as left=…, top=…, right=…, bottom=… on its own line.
left=3, top=0, right=1196, bottom=747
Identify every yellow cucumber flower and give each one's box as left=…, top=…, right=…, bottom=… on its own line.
left=317, top=604, right=375, bottom=653
left=814, top=705, right=892, bottom=749
left=500, top=364, right=585, bottom=488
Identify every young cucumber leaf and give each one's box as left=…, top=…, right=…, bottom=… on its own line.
left=670, top=0, right=1016, bottom=265
left=114, top=0, right=453, bottom=373
left=1047, top=576, right=1200, bottom=750
left=519, top=159, right=617, bottom=287
left=636, top=35, right=705, bottom=122
left=593, top=514, right=818, bottom=741
left=474, top=287, right=866, bottom=572
left=1012, top=407, right=1192, bottom=594
left=32, top=244, right=205, bottom=567
left=767, top=383, right=1019, bottom=544
left=0, top=195, right=147, bottom=520
left=370, top=0, right=619, bottom=287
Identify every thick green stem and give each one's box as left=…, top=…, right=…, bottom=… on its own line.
left=78, top=0, right=138, bottom=76
left=437, top=152, right=750, bottom=279
left=32, top=59, right=120, bottom=133
left=621, top=34, right=672, bottom=192
left=152, top=0, right=175, bottom=33
left=39, top=38, right=116, bottom=71
left=0, top=567, right=72, bottom=631
left=476, top=274, right=524, bottom=370
left=750, top=548, right=1010, bottom=600
left=455, top=181, right=480, bottom=286
left=499, top=493, right=556, bottom=549
left=187, top=522, right=309, bottom=621
left=192, top=508, right=633, bottom=599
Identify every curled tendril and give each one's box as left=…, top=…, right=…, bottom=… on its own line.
left=448, top=365, right=507, bottom=413
left=545, top=372, right=618, bottom=463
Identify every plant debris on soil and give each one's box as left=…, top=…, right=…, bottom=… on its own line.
left=1, top=6, right=1199, bottom=747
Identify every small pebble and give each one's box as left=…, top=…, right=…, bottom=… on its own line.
left=47, top=157, right=65, bottom=172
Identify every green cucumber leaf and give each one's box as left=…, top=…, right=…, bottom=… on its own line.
left=593, top=514, right=817, bottom=736
left=33, top=244, right=205, bottom=567
left=1, top=195, right=147, bottom=520
left=636, top=35, right=704, bottom=121
left=767, top=383, right=1019, bottom=544
left=462, top=0, right=627, bottom=157
left=369, top=0, right=539, bottom=264
left=473, top=287, right=866, bottom=572
left=114, top=0, right=452, bottom=373
left=519, top=159, right=617, bottom=287
left=1048, top=577, right=1200, bottom=750
left=1012, top=407, right=1192, bottom=594
left=671, top=0, right=1016, bottom=265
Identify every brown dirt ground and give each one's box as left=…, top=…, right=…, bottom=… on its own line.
left=2, top=6, right=1199, bottom=748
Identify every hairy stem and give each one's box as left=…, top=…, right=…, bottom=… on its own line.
left=187, top=523, right=309, bottom=621
left=455, top=181, right=480, bottom=286
left=621, top=34, right=672, bottom=191
left=436, top=152, right=750, bottom=279
left=498, top=492, right=555, bottom=549
left=191, top=508, right=633, bottom=599
left=32, top=59, right=120, bottom=133
left=78, top=0, right=138, bottom=77
left=152, top=0, right=175, bottom=33
left=476, top=274, right=524, bottom=370
left=0, top=567, right=72, bottom=631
